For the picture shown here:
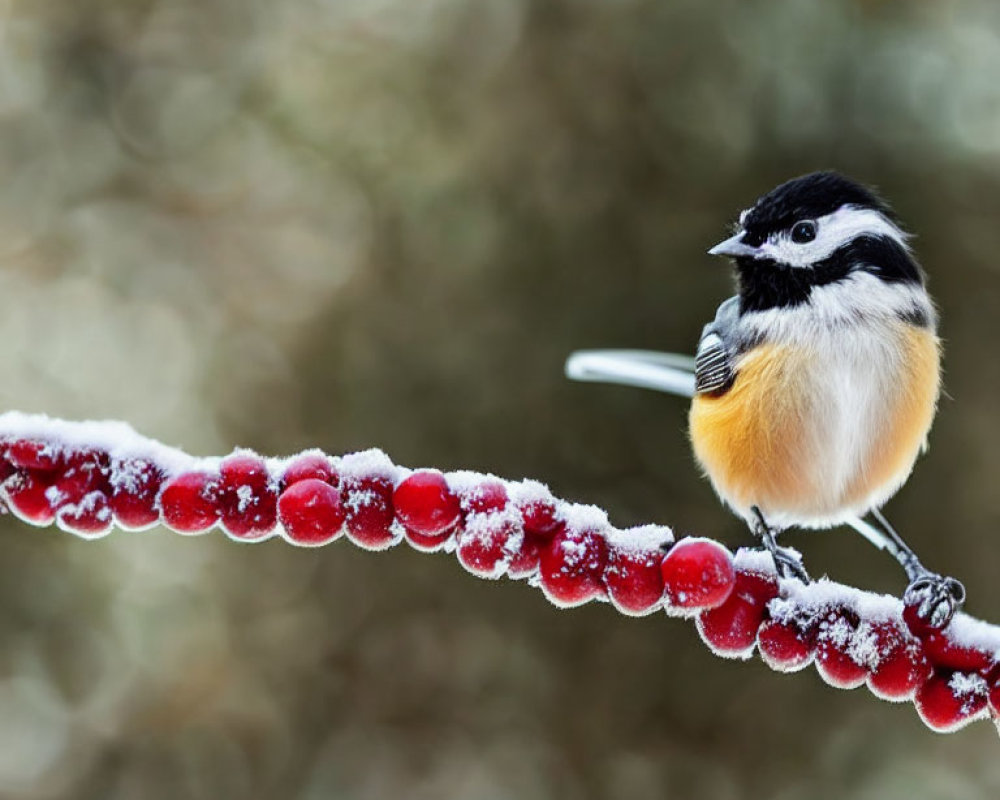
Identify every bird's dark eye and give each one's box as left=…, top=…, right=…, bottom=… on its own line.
left=790, top=220, right=817, bottom=244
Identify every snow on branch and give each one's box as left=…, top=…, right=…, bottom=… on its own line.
left=0, top=411, right=997, bottom=735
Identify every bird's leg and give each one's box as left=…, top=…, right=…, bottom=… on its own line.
left=750, top=506, right=810, bottom=583
left=867, top=508, right=965, bottom=629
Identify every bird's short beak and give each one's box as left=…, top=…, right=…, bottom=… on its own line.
left=708, top=232, right=759, bottom=258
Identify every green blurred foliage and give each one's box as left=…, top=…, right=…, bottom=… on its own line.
left=2, top=0, right=1000, bottom=797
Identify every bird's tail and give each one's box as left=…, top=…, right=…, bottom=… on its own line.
left=564, top=350, right=696, bottom=398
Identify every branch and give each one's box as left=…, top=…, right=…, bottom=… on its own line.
left=0, top=411, right=996, bottom=735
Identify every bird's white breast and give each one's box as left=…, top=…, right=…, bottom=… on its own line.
left=734, top=272, right=938, bottom=528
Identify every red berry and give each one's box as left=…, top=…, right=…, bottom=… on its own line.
left=604, top=529, right=668, bottom=616
left=343, top=475, right=399, bottom=550
left=216, top=454, right=278, bottom=540
left=868, top=628, right=932, bottom=702
left=758, top=618, right=816, bottom=673
left=160, top=471, right=219, bottom=534
left=277, top=478, right=345, bottom=547
left=519, top=497, right=561, bottom=537
left=661, top=538, right=736, bottom=613
left=282, top=453, right=337, bottom=488
left=394, top=471, right=461, bottom=551
left=50, top=450, right=110, bottom=507
left=403, top=527, right=455, bottom=552
left=696, top=569, right=778, bottom=659
left=507, top=530, right=557, bottom=579
left=109, top=458, right=165, bottom=530
left=988, top=670, right=1000, bottom=717
left=815, top=608, right=871, bottom=689
left=903, top=597, right=947, bottom=638
left=6, top=439, right=61, bottom=471
left=539, top=527, right=608, bottom=607
left=507, top=492, right=562, bottom=579
left=5, top=470, right=58, bottom=525
left=456, top=511, right=522, bottom=579
left=457, top=480, right=508, bottom=515
left=922, top=631, right=995, bottom=674
left=57, top=491, right=113, bottom=538
left=915, top=671, right=988, bottom=733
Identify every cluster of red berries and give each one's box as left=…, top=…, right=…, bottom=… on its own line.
left=697, top=557, right=998, bottom=733
left=0, top=416, right=997, bottom=735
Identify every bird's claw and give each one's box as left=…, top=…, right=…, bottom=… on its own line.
left=771, top=546, right=810, bottom=584
left=904, top=573, right=966, bottom=629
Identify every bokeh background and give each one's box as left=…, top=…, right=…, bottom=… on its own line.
left=2, top=0, right=1000, bottom=797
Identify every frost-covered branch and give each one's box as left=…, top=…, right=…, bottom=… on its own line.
left=1, top=412, right=997, bottom=735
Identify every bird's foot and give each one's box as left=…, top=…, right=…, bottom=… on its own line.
left=749, top=506, right=809, bottom=583
left=903, top=572, right=966, bottom=630
left=770, top=545, right=810, bottom=584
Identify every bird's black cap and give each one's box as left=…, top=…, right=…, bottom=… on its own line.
left=741, top=171, right=892, bottom=246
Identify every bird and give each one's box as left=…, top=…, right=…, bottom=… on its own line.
left=565, top=171, right=965, bottom=628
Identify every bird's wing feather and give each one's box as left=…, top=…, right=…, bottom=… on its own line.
left=694, top=297, right=741, bottom=396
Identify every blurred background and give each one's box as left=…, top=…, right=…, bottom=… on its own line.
left=2, top=0, right=1000, bottom=797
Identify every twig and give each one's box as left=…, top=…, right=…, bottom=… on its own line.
left=0, top=411, right=996, bottom=735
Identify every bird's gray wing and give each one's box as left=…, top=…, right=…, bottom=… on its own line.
left=694, top=297, right=741, bottom=396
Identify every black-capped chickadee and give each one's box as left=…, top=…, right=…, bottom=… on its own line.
left=566, top=171, right=964, bottom=627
